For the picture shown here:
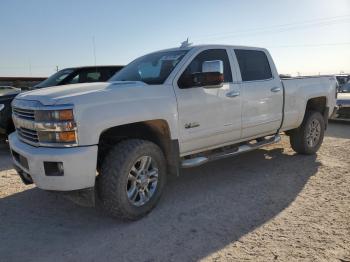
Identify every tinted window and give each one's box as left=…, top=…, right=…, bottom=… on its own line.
left=235, top=50, right=272, bottom=81
left=178, top=49, right=232, bottom=88
left=66, top=69, right=102, bottom=84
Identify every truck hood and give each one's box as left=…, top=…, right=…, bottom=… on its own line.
left=15, top=81, right=146, bottom=106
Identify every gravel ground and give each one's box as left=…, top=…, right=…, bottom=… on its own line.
left=0, top=122, right=349, bottom=262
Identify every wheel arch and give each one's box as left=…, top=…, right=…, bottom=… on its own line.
left=286, top=96, right=328, bottom=136
left=97, top=119, right=180, bottom=176
left=304, top=96, right=329, bottom=129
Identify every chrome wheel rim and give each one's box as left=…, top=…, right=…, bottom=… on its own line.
left=306, top=119, right=321, bottom=147
left=126, top=156, right=159, bottom=207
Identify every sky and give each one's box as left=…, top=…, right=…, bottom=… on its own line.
left=0, top=0, right=349, bottom=77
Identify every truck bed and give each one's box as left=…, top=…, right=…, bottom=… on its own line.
left=281, top=76, right=337, bottom=131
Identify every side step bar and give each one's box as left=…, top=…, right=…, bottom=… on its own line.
left=181, top=134, right=281, bottom=168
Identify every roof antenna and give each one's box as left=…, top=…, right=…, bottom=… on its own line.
left=180, top=37, right=192, bottom=48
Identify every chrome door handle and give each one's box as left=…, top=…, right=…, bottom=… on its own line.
left=226, top=91, right=240, bottom=98
left=271, top=86, right=281, bottom=92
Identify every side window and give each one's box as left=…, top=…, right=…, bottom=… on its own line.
left=234, top=50, right=272, bottom=81
left=86, top=71, right=101, bottom=82
left=66, top=70, right=102, bottom=84
left=178, top=49, right=232, bottom=89
left=68, top=74, right=79, bottom=84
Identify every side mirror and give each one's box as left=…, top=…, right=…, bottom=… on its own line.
left=179, top=60, right=224, bottom=89
left=202, top=60, right=223, bottom=74
left=197, top=60, right=224, bottom=88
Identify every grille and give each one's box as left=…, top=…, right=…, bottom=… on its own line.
left=13, top=107, right=35, bottom=120
left=13, top=106, right=38, bottom=145
left=17, top=127, right=39, bottom=144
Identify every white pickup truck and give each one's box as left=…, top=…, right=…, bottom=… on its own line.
left=9, top=44, right=337, bottom=220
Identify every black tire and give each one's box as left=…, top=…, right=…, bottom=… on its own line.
left=97, top=139, right=167, bottom=220
left=289, top=110, right=325, bottom=155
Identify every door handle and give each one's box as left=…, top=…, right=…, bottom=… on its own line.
left=226, top=91, right=240, bottom=98
left=271, top=86, right=281, bottom=92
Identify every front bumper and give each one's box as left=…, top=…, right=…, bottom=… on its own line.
left=9, top=133, right=98, bottom=191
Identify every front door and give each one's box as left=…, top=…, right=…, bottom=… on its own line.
left=173, top=48, right=242, bottom=155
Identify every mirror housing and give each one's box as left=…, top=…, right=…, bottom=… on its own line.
left=202, top=60, right=223, bottom=74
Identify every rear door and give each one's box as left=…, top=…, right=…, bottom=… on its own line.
left=234, top=49, right=283, bottom=138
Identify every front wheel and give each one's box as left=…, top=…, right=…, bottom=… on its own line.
left=289, top=110, right=325, bottom=155
left=97, top=139, right=167, bottom=220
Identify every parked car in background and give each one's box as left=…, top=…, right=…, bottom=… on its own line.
left=335, top=74, right=350, bottom=92
left=33, top=65, right=124, bottom=89
left=339, top=81, right=350, bottom=93
left=0, top=66, right=123, bottom=139
left=331, top=82, right=350, bottom=121
left=0, top=86, right=21, bottom=139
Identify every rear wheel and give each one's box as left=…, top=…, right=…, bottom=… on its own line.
left=97, top=139, right=166, bottom=220
left=289, top=110, right=325, bottom=155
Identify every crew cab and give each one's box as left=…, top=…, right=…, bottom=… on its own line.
left=9, top=44, right=337, bottom=220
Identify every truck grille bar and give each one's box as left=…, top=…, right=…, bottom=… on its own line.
left=12, top=105, right=39, bottom=146
left=13, top=107, right=35, bottom=120
left=17, top=127, right=39, bottom=144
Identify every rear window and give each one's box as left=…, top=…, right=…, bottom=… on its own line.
left=234, top=50, right=272, bottom=81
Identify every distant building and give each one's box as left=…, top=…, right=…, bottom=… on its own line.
left=0, top=77, right=46, bottom=90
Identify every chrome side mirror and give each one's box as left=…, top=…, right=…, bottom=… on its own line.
left=202, top=60, right=223, bottom=74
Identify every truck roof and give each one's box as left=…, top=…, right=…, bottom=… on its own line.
left=155, top=44, right=268, bottom=53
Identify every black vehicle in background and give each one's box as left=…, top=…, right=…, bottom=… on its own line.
left=0, top=65, right=123, bottom=140
left=33, top=65, right=123, bottom=89
left=0, top=86, right=21, bottom=140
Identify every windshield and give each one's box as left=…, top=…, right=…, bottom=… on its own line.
left=35, top=69, right=74, bottom=88
left=109, top=50, right=188, bottom=85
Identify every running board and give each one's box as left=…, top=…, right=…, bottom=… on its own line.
left=181, top=134, right=281, bottom=168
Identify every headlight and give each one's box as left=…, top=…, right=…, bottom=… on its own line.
left=35, top=108, right=77, bottom=145
left=35, top=109, right=74, bottom=122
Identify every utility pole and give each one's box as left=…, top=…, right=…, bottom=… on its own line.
left=56, top=66, right=59, bottom=72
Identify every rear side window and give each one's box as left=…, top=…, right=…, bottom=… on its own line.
left=235, top=50, right=272, bottom=81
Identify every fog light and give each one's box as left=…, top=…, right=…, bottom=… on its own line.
left=44, top=161, right=64, bottom=176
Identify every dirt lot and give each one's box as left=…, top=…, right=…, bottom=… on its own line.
left=0, top=122, right=349, bottom=262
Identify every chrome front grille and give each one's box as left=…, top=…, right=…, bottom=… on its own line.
left=17, top=127, right=39, bottom=144
left=12, top=103, right=39, bottom=146
left=13, top=107, right=35, bottom=120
